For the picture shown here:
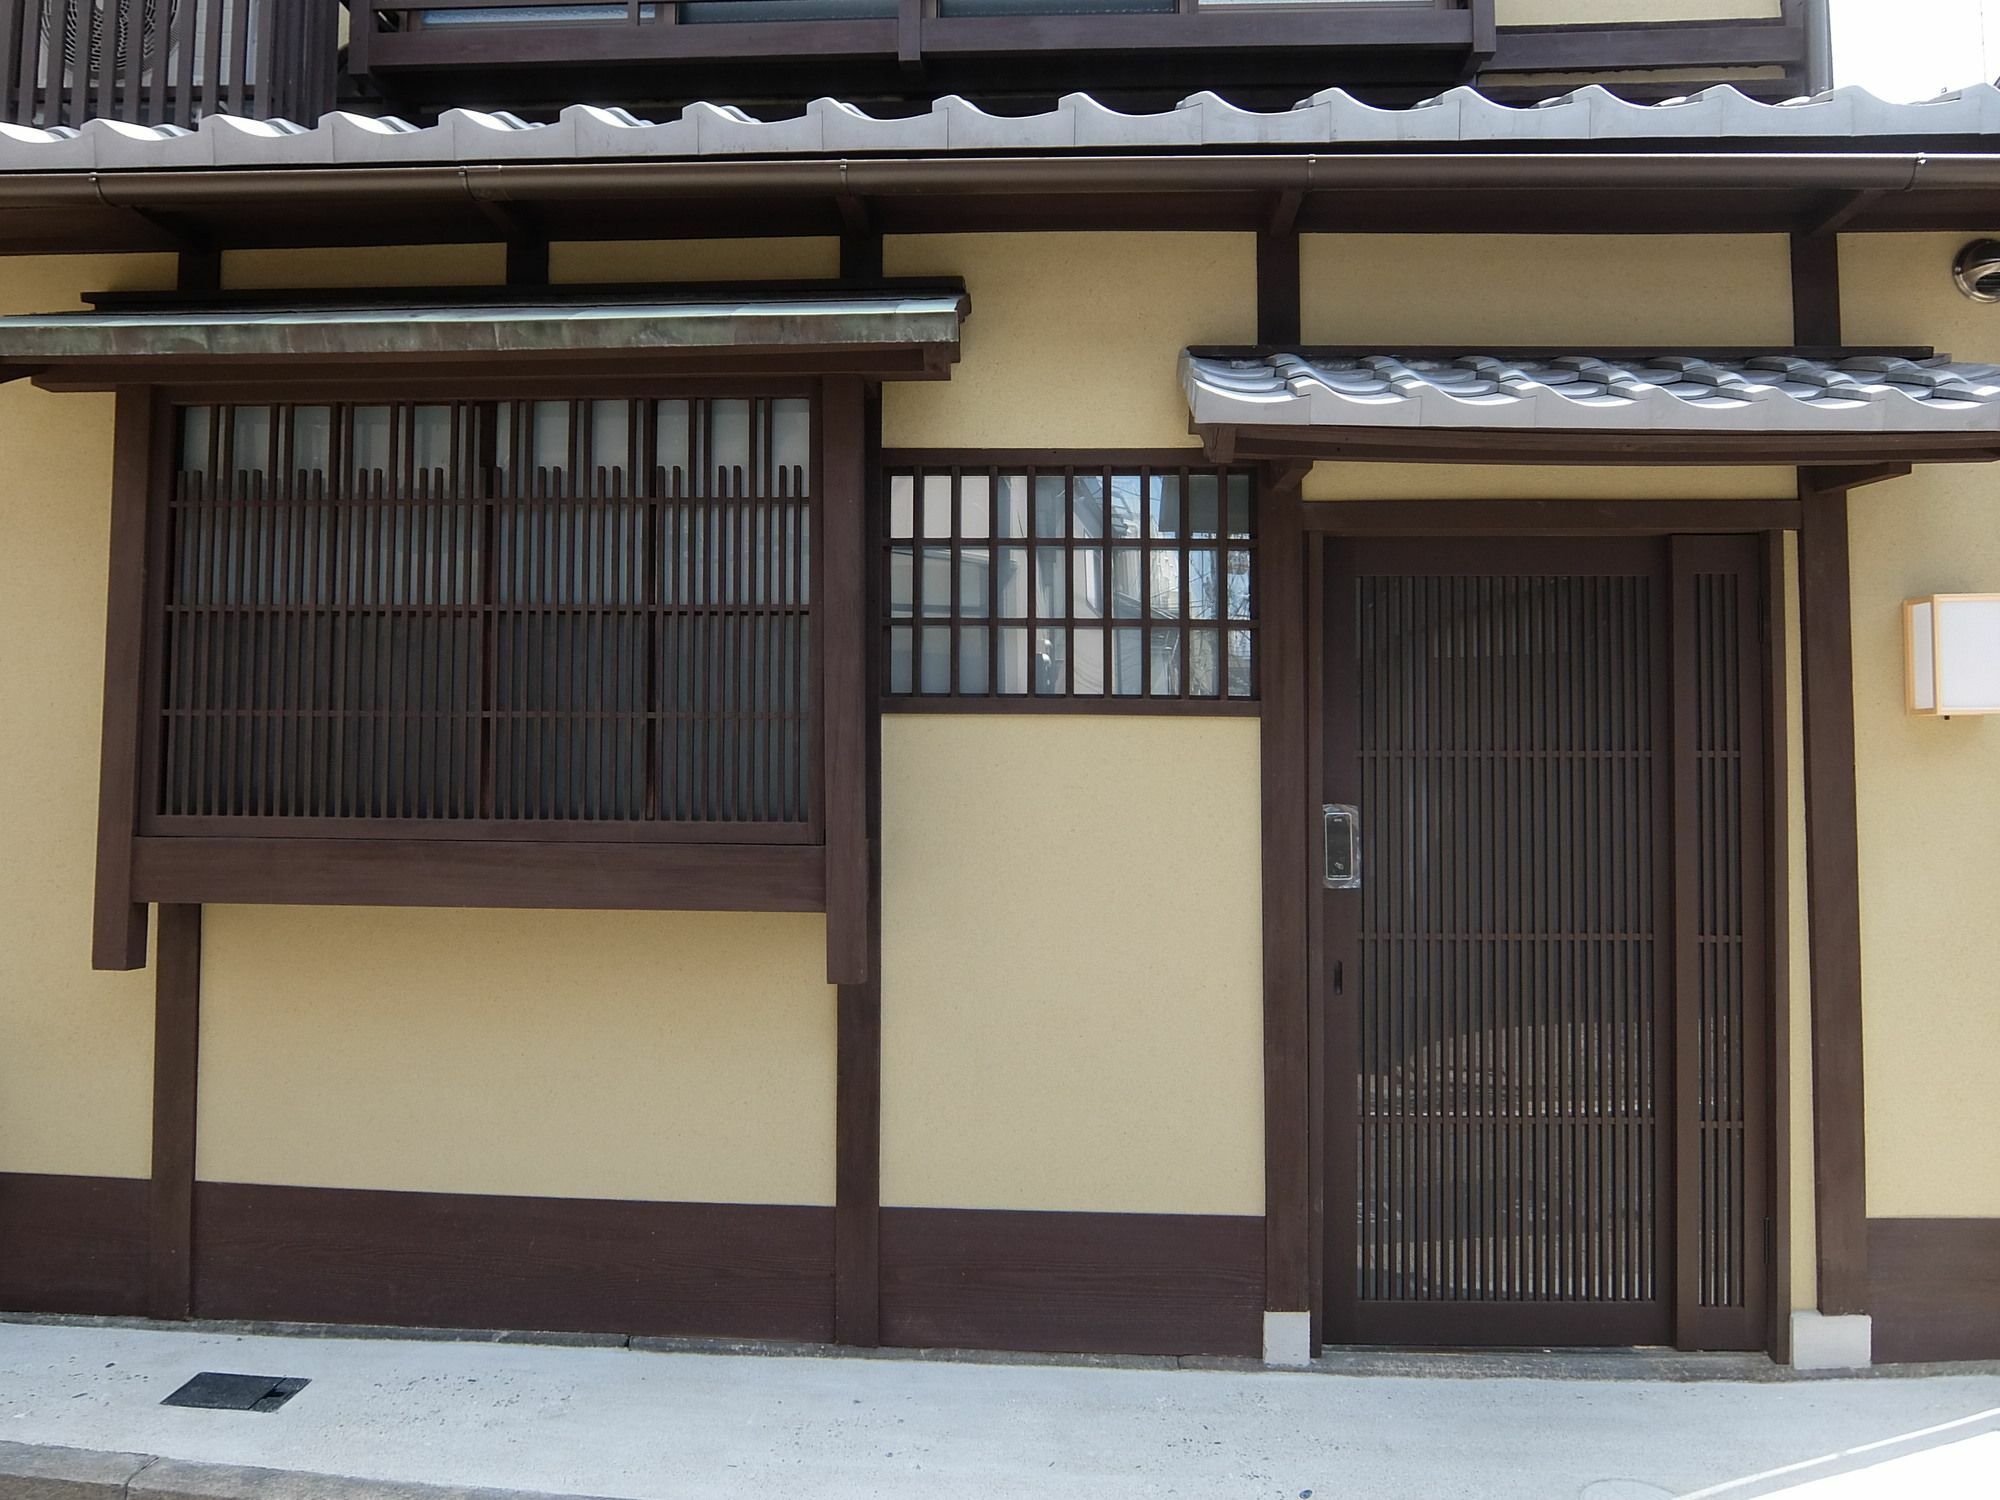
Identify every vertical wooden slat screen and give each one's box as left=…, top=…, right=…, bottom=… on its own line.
left=0, top=0, right=336, bottom=129
left=149, top=397, right=817, bottom=843
left=1674, top=535, right=1770, bottom=1351
left=1326, top=536, right=1770, bottom=1351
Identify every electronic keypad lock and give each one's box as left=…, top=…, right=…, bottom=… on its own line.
left=1322, top=804, right=1361, bottom=890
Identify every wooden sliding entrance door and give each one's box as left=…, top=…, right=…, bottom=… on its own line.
left=1319, top=536, right=1769, bottom=1350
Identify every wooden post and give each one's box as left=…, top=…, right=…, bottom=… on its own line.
left=147, top=904, right=201, bottom=1320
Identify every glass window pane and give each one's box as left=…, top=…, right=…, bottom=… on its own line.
left=889, top=474, right=915, bottom=539
left=997, top=627, right=1030, bottom=694
left=290, top=407, right=331, bottom=480
left=921, top=548, right=953, bottom=617
left=1113, top=628, right=1146, bottom=696
left=996, top=547, right=1029, bottom=618
left=657, top=400, right=692, bottom=492
left=1189, top=628, right=1220, bottom=697
left=411, top=404, right=453, bottom=478
left=1035, top=548, right=1066, bottom=618
left=1149, top=548, right=1182, bottom=618
left=1228, top=472, right=1252, bottom=537
left=997, top=475, right=1029, bottom=537
left=1073, top=547, right=1103, bottom=620
left=1227, top=549, right=1252, bottom=620
left=230, top=406, right=271, bottom=479
left=889, top=626, right=914, bottom=695
left=1111, top=548, right=1143, bottom=619
left=1034, top=474, right=1067, bottom=538
left=1188, top=473, right=1220, bottom=539
left=958, top=627, right=990, bottom=695
left=1034, top=626, right=1067, bottom=695
left=588, top=401, right=631, bottom=483
left=889, top=546, right=914, bottom=618
left=180, top=406, right=212, bottom=475
left=529, top=400, right=570, bottom=483
left=1072, top=474, right=1104, bottom=539
left=923, top=474, right=953, bottom=539
left=920, top=626, right=952, bottom=694
left=1149, top=474, right=1180, bottom=538
left=1149, top=627, right=1182, bottom=695
left=959, top=474, right=991, bottom=538
left=771, top=398, right=810, bottom=490
left=1188, top=549, right=1219, bottom=620
left=960, top=547, right=990, bottom=618
left=1072, top=627, right=1104, bottom=696
left=1228, top=628, right=1254, bottom=698
left=709, top=399, right=751, bottom=492
left=351, top=405, right=392, bottom=480
left=1109, top=474, right=1143, bottom=538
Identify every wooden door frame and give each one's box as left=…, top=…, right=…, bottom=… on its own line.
left=1296, top=502, right=1791, bottom=1358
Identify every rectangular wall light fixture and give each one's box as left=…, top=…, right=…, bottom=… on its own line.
left=1905, top=594, right=2000, bottom=716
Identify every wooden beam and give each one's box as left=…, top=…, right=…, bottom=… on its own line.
left=834, top=382, right=884, bottom=1348
left=1304, top=498, right=1802, bottom=535
left=1792, top=233, right=1843, bottom=350
left=147, top=904, right=200, bottom=1321
left=822, top=377, right=870, bottom=987
left=1255, top=229, right=1301, bottom=350
left=1259, top=462, right=1311, bottom=1319
left=91, top=388, right=159, bottom=971
left=1797, top=476, right=1870, bottom=1317
left=839, top=214, right=884, bottom=283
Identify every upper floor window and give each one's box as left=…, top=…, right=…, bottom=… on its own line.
left=153, top=394, right=818, bottom=839
left=882, top=461, right=1256, bottom=708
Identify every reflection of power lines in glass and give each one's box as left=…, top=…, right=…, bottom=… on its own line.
left=884, top=463, right=1256, bottom=705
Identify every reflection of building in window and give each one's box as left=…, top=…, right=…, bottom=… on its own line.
left=884, top=462, right=1256, bottom=706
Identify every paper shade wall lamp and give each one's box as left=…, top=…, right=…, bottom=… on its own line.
left=1904, top=594, right=2000, bottom=717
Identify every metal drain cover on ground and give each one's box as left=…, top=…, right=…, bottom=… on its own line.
left=161, top=1372, right=309, bottom=1412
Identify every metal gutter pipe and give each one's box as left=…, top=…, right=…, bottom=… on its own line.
left=0, top=149, right=1972, bottom=211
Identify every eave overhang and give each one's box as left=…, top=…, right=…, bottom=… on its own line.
left=1185, top=351, right=2000, bottom=469
left=0, top=289, right=970, bottom=390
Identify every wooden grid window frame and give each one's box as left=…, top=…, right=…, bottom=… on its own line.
left=143, top=390, right=823, bottom=844
left=879, top=454, right=1259, bottom=714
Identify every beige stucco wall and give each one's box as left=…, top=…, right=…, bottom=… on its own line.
left=197, top=906, right=837, bottom=1204
left=0, top=254, right=174, bottom=1180
left=881, top=715, right=1265, bottom=1216
left=1837, top=234, right=2000, bottom=1221
left=883, top=233, right=1255, bottom=450
left=1497, top=0, right=1779, bottom=23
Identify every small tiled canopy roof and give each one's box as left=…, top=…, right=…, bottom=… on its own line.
left=1181, top=352, right=2000, bottom=467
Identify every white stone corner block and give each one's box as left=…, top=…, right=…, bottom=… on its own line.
left=1791, top=1311, right=1872, bottom=1371
left=1263, top=1311, right=1313, bottom=1368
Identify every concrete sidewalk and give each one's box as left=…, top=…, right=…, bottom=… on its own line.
left=0, top=1321, right=1996, bottom=1499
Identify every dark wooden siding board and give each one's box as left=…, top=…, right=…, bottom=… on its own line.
left=1868, top=1219, right=2000, bottom=1364
left=879, top=1208, right=1264, bottom=1358
left=147, top=904, right=201, bottom=1321
left=93, top=388, right=160, bottom=971
left=193, top=1183, right=836, bottom=1342
left=1260, top=467, right=1311, bottom=1316
left=0, top=1173, right=148, bottom=1316
left=1797, top=481, right=1868, bottom=1317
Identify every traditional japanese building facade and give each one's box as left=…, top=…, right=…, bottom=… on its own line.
left=0, top=0, right=1994, bottom=1370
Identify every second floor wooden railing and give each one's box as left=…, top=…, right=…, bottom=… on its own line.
left=0, top=0, right=339, bottom=129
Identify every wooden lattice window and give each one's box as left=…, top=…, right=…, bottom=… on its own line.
left=147, top=394, right=819, bottom=841
left=881, top=460, right=1257, bottom=709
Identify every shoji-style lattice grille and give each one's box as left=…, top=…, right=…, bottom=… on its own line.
left=152, top=397, right=817, bottom=838
left=881, top=463, right=1257, bottom=705
left=1354, top=571, right=1663, bottom=1308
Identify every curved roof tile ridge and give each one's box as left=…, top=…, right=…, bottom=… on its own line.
left=6, top=82, right=2000, bottom=173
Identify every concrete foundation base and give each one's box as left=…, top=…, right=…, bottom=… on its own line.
left=1792, top=1311, right=1874, bottom=1370
left=1264, top=1311, right=1313, bottom=1367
